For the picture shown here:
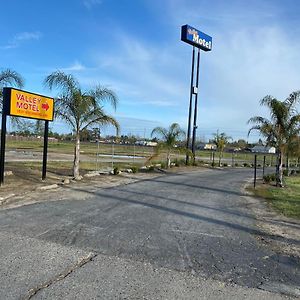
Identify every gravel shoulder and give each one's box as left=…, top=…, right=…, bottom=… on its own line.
left=243, top=183, right=300, bottom=259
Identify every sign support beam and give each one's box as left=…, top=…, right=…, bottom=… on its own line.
left=186, top=47, right=195, bottom=165
left=192, top=48, right=200, bottom=163
left=42, top=121, right=49, bottom=180
left=0, top=111, right=7, bottom=186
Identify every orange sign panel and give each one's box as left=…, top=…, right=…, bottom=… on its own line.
left=10, top=89, right=54, bottom=121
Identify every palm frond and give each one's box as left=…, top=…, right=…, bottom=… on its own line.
left=285, top=90, right=300, bottom=109
left=0, top=69, right=24, bottom=88
left=151, top=127, right=168, bottom=139
left=90, top=86, right=118, bottom=110
left=44, top=71, right=78, bottom=93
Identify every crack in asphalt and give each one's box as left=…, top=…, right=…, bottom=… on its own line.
left=22, top=252, right=97, bottom=300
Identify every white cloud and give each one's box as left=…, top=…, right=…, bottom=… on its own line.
left=61, top=61, right=87, bottom=72
left=1, top=31, right=42, bottom=49
left=91, top=34, right=187, bottom=110
left=83, top=0, right=102, bottom=9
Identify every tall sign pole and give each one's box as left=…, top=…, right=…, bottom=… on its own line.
left=191, top=48, right=201, bottom=162
left=185, top=46, right=195, bottom=165
left=181, top=25, right=212, bottom=165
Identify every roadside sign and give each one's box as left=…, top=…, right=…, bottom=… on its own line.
left=181, top=24, right=212, bottom=51
left=5, top=88, right=54, bottom=121
left=0, top=87, right=54, bottom=185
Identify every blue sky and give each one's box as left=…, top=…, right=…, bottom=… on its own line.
left=1, top=0, right=300, bottom=141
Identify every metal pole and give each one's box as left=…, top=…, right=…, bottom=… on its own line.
left=42, top=121, right=49, bottom=180
left=0, top=112, right=7, bottom=185
left=0, top=88, right=9, bottom=186
left=111, top=142, right=114, bottom=170
left=254, top=154, right=257, bottom=189
left=96, top=140, right=99, bottom=171
left=263, top=155, right=266, bottom=178
left=186, top=46, right=195, bottom=165
left=191, top=48, right=200, bottom=163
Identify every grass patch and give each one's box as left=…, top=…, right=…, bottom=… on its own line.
left=254, top=176, right=300, bottom=219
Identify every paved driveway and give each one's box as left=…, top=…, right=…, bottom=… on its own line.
left=0, top=168, right=299, bottom=299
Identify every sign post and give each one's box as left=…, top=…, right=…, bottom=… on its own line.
left=0, top=87, right=54, bottom=185
left=181, top=24, right=212, bottom=164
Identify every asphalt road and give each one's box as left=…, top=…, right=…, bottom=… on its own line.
left=0, top=168, right=299, bottom=299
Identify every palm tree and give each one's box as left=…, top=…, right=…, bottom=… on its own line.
left=44, top=71, right=119, bottom=179
left=212, top=131, right=232, bottom=166
left=0, top=69, right=24, bottom=111
left=151, top=123, right=185, bottom=168
left=248, top=92, right=300, bottom=187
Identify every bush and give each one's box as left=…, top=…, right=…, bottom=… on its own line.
left=148, top=165, right=155, bottom=171
left=113, top=167, right=120, bottom=175
left=174, top=158, right=186, bottom=167
left=263, top=175, right=271, bottom=183
left=211, top=162, right=216, bottom=167
left=223, top=163, right=228, bottom=167
left=270, top=173, right=276, bottom=181
left=131, top=166, right=138, bottom=173
left=243, top=163, right=251, bottom=167
left=283, top=170, right=289, bottom=176
left=235, top=163, right=239, bottom=167
left=160, top=162, right=166, bottom=169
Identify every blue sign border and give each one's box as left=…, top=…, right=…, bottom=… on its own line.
left=181, top=25, right=212, bottom=51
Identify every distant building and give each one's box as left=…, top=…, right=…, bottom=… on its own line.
left=197, top=143, right=217, bottom=150
left=251, top=146, right=276, bottom=154
left=135, top=140, right=157, bottom=147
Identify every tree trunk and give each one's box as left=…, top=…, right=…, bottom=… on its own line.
left=218, top=151, right=222, bottom=167
left=276, top=150, right=284, bottom=187
left=286, top=154, right=289, bottom=176
left=166, top=151, right=171, bottom=168
left=73, top=132, right=80, bottom=179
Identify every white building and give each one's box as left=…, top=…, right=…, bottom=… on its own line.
left=251, top=146, right=276, bottom=154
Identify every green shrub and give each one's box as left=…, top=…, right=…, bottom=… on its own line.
left=211, top=162, right=216, bottom=167
left=235, top=163, right=239, bottom=167
left=131, top=166, right=138, bottom=173
left=148, top=165, right=155, bottom=171
left=243, top=163, right=251, bottom=167
left=283, top=170, right=289, bottom=176
left=175, top=158, right=186, bottom=166
left=160, top=162, right=166, bottom=169
left=113, top=167, right=120, bottom=175
left=223, top=163, right=228, bottom=167
left=270, top=173, right=276, bottom=181
left=263, top=175, right=271, bottom=183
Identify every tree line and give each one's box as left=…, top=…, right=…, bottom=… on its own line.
left=1, top=69, right=300, bottom=185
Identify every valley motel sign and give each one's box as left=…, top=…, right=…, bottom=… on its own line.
left=181, top=24, right=212, bottom=164
left=0, top=88, right=54, bottom=185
